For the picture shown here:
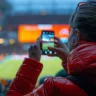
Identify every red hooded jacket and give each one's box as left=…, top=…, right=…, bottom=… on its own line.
left=7, top=42, right=96, bottom=96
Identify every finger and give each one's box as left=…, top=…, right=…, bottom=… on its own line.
left=54, top=37, right=59, bottom=40
left=34, top=44, right=38, bottom=49
left=29, top=44, right=34, bottom=50
left=29, top=44, right=38, bottom=53
left=54, top=37, right=61, bottom=42
left=48, top=47, right=61, bottom=53
left=28, top=45, right=35, bottom=57
left=54, top=37, right=62, bottom=46
left=36, top=36, right=41, bottom=45
left=36, top=36, right=41, bottom=48
left=54, top=41, right=59, bottom=47
left=54, top=40, right=58, bottom=44
left=54, top=40, right=61, bottom=47
left=29, top=45, right=37, bottom=55
left=47, top=54, right=57, bottom=57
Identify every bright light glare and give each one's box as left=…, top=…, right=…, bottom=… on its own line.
left=0, top=38, right=5, bottom=44
left=9, top=39, right=15, bottom=44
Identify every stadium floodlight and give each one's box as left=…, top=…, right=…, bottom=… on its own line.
left=9, top=39, right=15, bottom=44
left=0, top=38, right=5, bottom=44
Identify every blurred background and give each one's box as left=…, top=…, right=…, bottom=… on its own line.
left=0, top=0, right=86, bottom=95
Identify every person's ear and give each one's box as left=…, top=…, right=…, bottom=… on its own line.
left=73, top=35, right=78, bottom=43
left=73, top=29, right=80, bottom=45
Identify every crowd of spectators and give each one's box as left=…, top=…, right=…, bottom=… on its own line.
left=0, top=79, right=11, bottom=96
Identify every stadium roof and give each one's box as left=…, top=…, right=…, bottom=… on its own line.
left=7, top=0, right=86, bottom=15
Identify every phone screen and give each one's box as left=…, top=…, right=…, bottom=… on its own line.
left=42, top=31, right=55, bottom=55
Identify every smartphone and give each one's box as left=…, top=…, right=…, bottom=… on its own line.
left=41, top=30, right=55, bottom=55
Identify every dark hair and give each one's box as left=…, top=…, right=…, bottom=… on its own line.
left=70, top=1, right=96, bottom=42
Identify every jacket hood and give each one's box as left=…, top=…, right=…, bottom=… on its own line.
left=68, top=42, right=96, bottom=85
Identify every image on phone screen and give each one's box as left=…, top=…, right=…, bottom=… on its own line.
left=42, top=31, right=54, bottom=55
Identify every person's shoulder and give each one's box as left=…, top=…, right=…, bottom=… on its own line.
left=43, top=76, right=75, bottom=90
left=44, top=77, right=87, bottom=96
left=44, top=76, right=72, bottom=85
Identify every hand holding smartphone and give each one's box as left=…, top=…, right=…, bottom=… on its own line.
left=41, top=30, right=55, bottom=55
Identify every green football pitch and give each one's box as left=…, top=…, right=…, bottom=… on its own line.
left=43, top=43, right=54, bottom=50
left=0, top=56, right=63, bottom=85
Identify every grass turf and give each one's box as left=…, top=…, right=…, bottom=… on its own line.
left=0, top=56, right=62, bottom=84
left=42, top=43, right=54, bottom=50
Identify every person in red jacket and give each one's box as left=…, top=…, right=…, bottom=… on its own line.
left=7, top=1, right=96, bottom=96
